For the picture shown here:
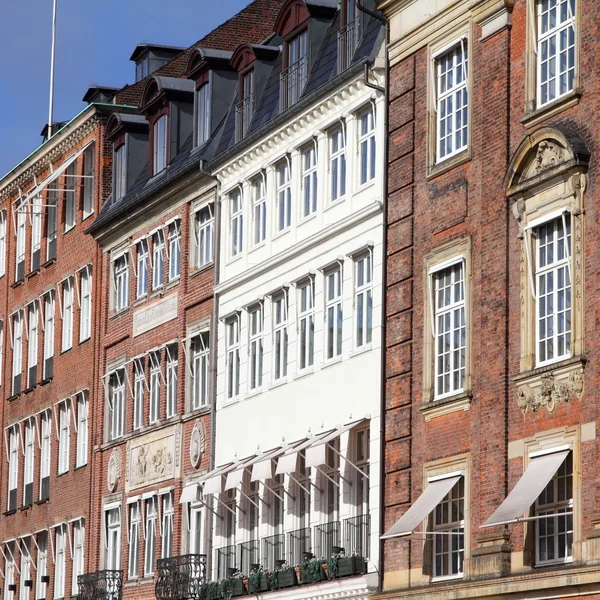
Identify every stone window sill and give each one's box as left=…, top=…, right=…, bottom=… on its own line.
left=427, top=147, right=471, bottom=180
left=520, top=90, right=581, bottom=129
left=420, top=391, right=472, bottom=422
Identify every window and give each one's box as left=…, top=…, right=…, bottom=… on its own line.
left=535, top=452, right=573, bottom=564
left=359, top=109, right=376, bottom=185
left=83, top=144, right=95, bottom=218
left=149, top=352, right=161, bottom=424
left=136, top=56, right=149, bottom=82
left=325, top=268, right=343, bottom=360
left=58, top=400, right=70, bottom=474
left=191, top=333, right=209, bottom=410
left=226, top=318, right=240, bottom=400
left=237, top=70, right=255, bottom=141
left=353, top=428, right=370, bottom=522
left=168, top=221, right=181, bottom=281
left=31, top=194, right=42, bottom=270
left=40, top=412, right=51, bottom=501
left=8, top=427, right=18, bottom=511
left=355, top=254, right=373, bottom=348
left=330, top=127, right=347, bottom=202
left=282, top=30, right=308, bottom=110
left=338, top=0, right=362, bottom=72
left=197, top=83, right=211, bottom=146
left=80, top=267, right=92, bottom=342
left=302, top=145, right=318, bottom=218
left=537, top=0, right=575, bottom=107
left=114, top=144, right=126, bottom=201
left=24, top=420, right=34, bottom=506
left=152, top=231, right=165, bottom=290
left=133, top=359, right=145, bottom=430
left=43, top=292, right=55, bottom=380
left=54, top=526, right=66, bottom=599
left=432, top=477, right=465, bottom=578
left=272, top=294, right=288, bottom=382
left=128, top=501, right=141, bottom=579
left=72, top=521, right=84, bottom=595
left=114, top=254, right=129, bottom=312
left=4, top=542, right=14, bottom=600
left=535, top=216, right=571, bottom=366
left=61, top=277, right=74, bottom=352
left=298, top=281, right=314, bottom=371
left=0, top=210, right=5, bottom=276
left=195, top=205, right=213, bottom=268
left=166, top=345, right=178, bottom=418
left=252, top=177, right=267, bottom=245
left=105, top=507, right=121, bottom=571
left=433, top=261, right=466, bottom=398
left=108, top=370, right=125, bottom=441
left=145, top=497, right=157, bottom=576
left=46, top=188, right=58, bottom=261
left=64, top=163, right=76, bottom=231
left=137, top=240, right=149, bottom=298
left=18, top=544, right=28, bottom=600
left=435, top=41, right=469, bottom=162
left=276, top=161, right=292, bottom=233
left=36, top=532, right=48, bottom=600
left=161, top=492, right=174, bottom=558
left=189, top=503, right=204, bottom=554
left=249, top=306, right=263, bottom=391
left=76, top=392, right=89, bottom=467
left=15, top=200, right=26, bottom=281
left=153, top=115, right=168, bottom=175
left=27, top=302, right=39, bottom=389
left=12, top=311, right=23, bottom=396
left=231, top=190, right=243, bottom=257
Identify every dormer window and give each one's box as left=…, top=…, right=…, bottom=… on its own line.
left=236, top=70, right=255, bottom=141
left=136, top=56, right=150, bottom=82
left=114, top=144, right=126, bottom=201
left=153, top=115, right=168, bottom=175
left=281, top=30, right=308, bottom=110
left=339, top=0, right=362, bottom=72
left=197, top=83, right=211, bottom=146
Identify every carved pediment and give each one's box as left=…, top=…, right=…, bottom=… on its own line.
left=527, top=141, right=566, bottom=177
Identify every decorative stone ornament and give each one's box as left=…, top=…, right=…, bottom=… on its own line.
left=107, top=449, right=121, bottom=492
left=190, top=420, right=206, bottom=469
left=517, top=370, right=584, bottom=415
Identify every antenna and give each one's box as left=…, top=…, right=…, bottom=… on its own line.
left=48, top=0, right=58, bottom=139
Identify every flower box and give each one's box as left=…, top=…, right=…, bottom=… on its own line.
left=272, top=568, right=297, bottom=589
left=248, top=573, right=270, bottom=594
left=299, top=561, right=326, bottom=585
left=335, top=556, right=366, bottom=578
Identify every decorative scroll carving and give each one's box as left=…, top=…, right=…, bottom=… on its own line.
left=190, top=420, right=206, bottom=469
left=107, top=449, right=121, bottom=493
left=512, top=199, right=526, bottom=239
left=517, top=370, right=584, bottom=414
left=570, top=173, right=587, bottom=215
left=532, top=141, right=565, bottom=174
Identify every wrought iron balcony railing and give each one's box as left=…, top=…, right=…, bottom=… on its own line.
left=343, top=514, right=370, bottom=558
left=280, top=56, right=308, bottom=112
left=287, top=527, right=311, bottom=566
left=235, top=94, right=254, bottom=142
left=77, top=570, right=122, bottom=600
left=238, top=540, right=260, bottom=576
left=156, top=554, right=207, bottom=600
left=215, top=545, right=237, bottom=580
left=262, top=533, right=285, bottom=571
left=313, top=521, right=341, bottom=560
left=338, top=19, right=361, bottom=74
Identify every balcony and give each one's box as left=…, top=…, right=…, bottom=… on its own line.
left=344, top=515, right=370, bottom=558
left=215, top=545, right=237, bottom=580
left=280, top=57, right=308, bottom=112
left=287, top=527, right=311, bottom=567
left=261, top=533, right=285, bottom=571
left=235, top=94, right=254, bottom=142
left=238, top=540, right=260, bottom=576
left=313, top=521, right=341, bottom=560
left=78, top=570, right=122, bottom=600
left=155, top=554, right=207, bottom=600
left=338, top=19, right=361, bottom=74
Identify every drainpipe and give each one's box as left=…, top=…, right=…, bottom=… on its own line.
left=356, top=0, right=389, bottom=595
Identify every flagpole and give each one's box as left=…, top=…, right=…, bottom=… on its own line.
left=48, top=0, right=58, bottom=138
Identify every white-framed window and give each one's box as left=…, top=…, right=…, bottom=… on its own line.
left=432, top=260, right=466, bottom=399
left=191, top=333, right=209, bottom=410
left=152, top=230, right=165, bottom=290
left=40, top=411, right=51, bottom=501
left=105, top=506, right=121, bottom=571
left=54, top=525, right=66, bottom=599
left=226, top=318, right=240, bottom=400
left=128, top=501, right=141, bottom=579
left=144, top=497, right=157, bottom=576
left=23, top=420, right=34, bottom=505
left=79, top=267, right=92, bottom=342
left=4, top=542, right=15, bottom=600
left=248, top=305, right=263, bottom=391
left=149, top=352, right=161, bottom=424
left=64, top=163, right=77, bottom=232
left=35, top=531, right=48, bottom=600
left=298, top=281, right=314, bottom=371
left=76, top=392, right=89, bottom=467
left=282, top=30, right=308, bottom=109
left=46, top=188, right=58, bottom=261
left=535, top=215, right=571, bottom=366
left=133, top=359, right=145, bottom=430
left=58, top=400, right=70, bottom=474
left=435, top=40, right=469, bottom=162
left=276, top=161, right=292, bottom=232
left=12, top=310, right=23, bottom=396
left=61, top=277, right=74, bottom=352
left=15, top=200, right=26, bottom=281
left=31, top=194, right=43, bottom=270
left=195, top=205, right=213, bottom=268
left=358, top=108, right=376, bottom=185
left=302, top=145, right=318, bottom=218
left=114, top=253, right=129, bottom=312
left=231, top=190, right=243, bottom=257
left=329, top=127, right=346, bottom=202
left=161, top=492, right=174, bottom=558
left=0, top=210, right=6, bottom=276
left=8, top=426, right=18, bottom=510
left=20, top=539, right=31, bottom=600
left=272, top=293, right=288, bottom=382
left=166, top=345, right=178, bottom=418
left=108, top=370, right=125, bottom=441
left=43, top=292, right=55, bottom=380
left=153, top=115, right=168, bottom=175
left=197, top=83, right=211, bottom=146
left=137, top=240, right=149, bottom=299
left=354, top=253, right=373, bottom=348
left=325, top=267, right=343, bottom=360
left=432, top=476, right=465, bottom=579
left=72, top=520, right=85, bottom=595
left=535, top=451, right=573, bottom=565
left=114, top=144, right=127, bottom=201
left=27, top=301, right=39, bottom=387
left=168, top=220, right=181, bottom=282
left=537, top=0, right=576, bottom=107
left=82, top=143, right=95, bottom=218
left=189, top=503, right=205, bottom=554
left=252, top=177, right=267, bottom=245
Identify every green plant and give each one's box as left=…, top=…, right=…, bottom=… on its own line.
left=326, top=554, right=340, bottom=579
left=248, top=567, right=269, bottom=595
left=203, top=581, right=221, bottom=600
left=299, top=558, right=324, bottom=584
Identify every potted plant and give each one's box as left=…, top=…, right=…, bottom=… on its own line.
left=299, top=557, right=326, bottom=584
left=220, top=570, right=247, bottom=598
left=204, top=581, right=222, bottom=600
left=248, top=565, right=270, bottom=594
left=271, top=560, right=297, bottom=589
left=327, top=549, right=366, bottom=578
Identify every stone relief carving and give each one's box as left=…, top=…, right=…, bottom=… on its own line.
left=517, top=370, right=584, bottom=414
left=190, top=420, right=206, bottom=469
left=532, top=141, right=565, bottom=174
left=107, top=449, right=121, bottom=493
left=127, top=428, right=178, bottom=491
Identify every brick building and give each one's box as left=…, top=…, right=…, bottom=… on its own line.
left=378, top=0, right=600, bottom=599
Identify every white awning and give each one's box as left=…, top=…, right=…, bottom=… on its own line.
left=381, top=475, right=462, bottom=540
left=179, top=483, right=199, bottom=504
left=225, top=468, right=245, bottom=492
left=252, top=458, right=274, bottom=482
left=305, top=418, right=368, bottom=468
left=482, top=449, right=570, bottom=528
left=275, top=434, right=331, bottom=475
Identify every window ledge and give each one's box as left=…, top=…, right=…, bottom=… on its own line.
left=189, top=262, right=213, bottom=279
left=183, top=406, right=211, bottom=421
left=60, top=347, right=72, bottom=356
left=349, top=344, right=373, bottom=359
left=324, top=197, right=346, bottom=213
left=3, top=510, right=16, bottom=517
left=7, top=393, right=20, bottom=402
left=272, top=227, right=291, bottom=241
left=298, top=212, right=318, bottom=226
left=322, top=356, right=343, bottom=370
left=521, top=91, right=581, bottom=129
left=57, top=470, right=69, bottom=477
left=427, top=147, right=471, bottom=180
left=110, top=307, right=130, bottom=321
left=74, top=463, right=88, bottom=471
left=11, top=279, right=24, bottom=289
left=294, top=367, right=315, bottom=381
left=35, top=498, right=49, bottom=506
left=23, top=385, right=36, bottom=394
left=40, top=377, right=53, bottom=386
left=166, top=278, right=180, bottom=290
left=420, top=391, right=472, bottom=422
left=513, top=354, right=586, bottom=384
left=78, top=337, right=91, bottom=346
left=431, top=573, right=464, bottom=583
left=26, top=268, right=40, bottom=279
left=42, top=258, right=56, bottom=269
left=19, top=504, right=32, bottom=512
left=356, top=180, right=376, bottom=195
left=64, top=225, right=75, bottom=235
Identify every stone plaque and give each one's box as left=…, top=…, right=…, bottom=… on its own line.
left=133, top=292, right=178, bottom=337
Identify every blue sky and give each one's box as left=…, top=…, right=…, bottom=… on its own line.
left=0, top=0, right=251, bottom=177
